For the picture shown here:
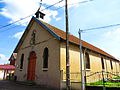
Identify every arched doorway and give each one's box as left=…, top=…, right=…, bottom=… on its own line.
left=27, top=51, right=36, bottom=80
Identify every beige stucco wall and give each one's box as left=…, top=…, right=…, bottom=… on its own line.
left=15, top=21, right=61, bottom=89
left=0, top=70, right=4, bottom=80
left=60, top=42, right=81, bottom=82
left=112, top=61, right=117, bottom=73
left=105, top=58, right=112, bottom=72
left=60, top=42, right=120, bottom=84
left=116, top=62, right=120, bottom=73
left=88, top=51, right=102, bottom=72
left=14, top=19, right=120, bottom=89
left=84, top=51, right=103, bottom=83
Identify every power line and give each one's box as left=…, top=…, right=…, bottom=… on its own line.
left=0, top=0, right=95, bottom=34
left=0, top=0, right=64, bottom=30
left=46, top=0, right=93, bottom=15
left=0, top=20, right=28, bottom=34
left=0, top=0, right=93, bottom=31
left=1, top=4, right=120, bottom=34
left=45, top=5, right=65, bottom=15
left=69, top=0, right=93, bottom=6
left=41, top=0, right=64, bottom=11
left=0, top=1, right=65, bottom=33
left=0, top=14, right=33, bottom=30
left=82, top=23, right=120, bottom=31
left=0, top=24, right=25, bottom=33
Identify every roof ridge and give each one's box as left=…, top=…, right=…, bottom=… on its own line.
left=38, top=19, right=116, bottom=60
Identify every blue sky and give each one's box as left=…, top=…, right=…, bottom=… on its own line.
left=0, top=0, right=120, bottom=64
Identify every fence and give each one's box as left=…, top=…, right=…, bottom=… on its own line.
left=61, top=71, right=120, bottom=89
left=86, top=71, right=120, bottom=87
left=62, top=72, right=81, bottom=82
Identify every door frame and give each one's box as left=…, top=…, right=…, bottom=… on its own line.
left=27, top=51, right=36, bottom=81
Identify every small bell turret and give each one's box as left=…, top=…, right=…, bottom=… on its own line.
left=35, top=8, right=45, bottom=19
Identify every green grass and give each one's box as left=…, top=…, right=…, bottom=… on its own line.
left=87, top=78, right=120, bottom=87
left=89, top=80, right=103, bottom=85
left=113, top=77, right=120, bottom=79
left=105, top=82, right=120, bottom=87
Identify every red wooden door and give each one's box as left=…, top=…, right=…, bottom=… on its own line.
left=27, top=51, right=36, bottom=80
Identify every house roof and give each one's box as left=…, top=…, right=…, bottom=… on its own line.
left=0, top=65, right=15, bottom=70
left=36, top=18, right=116, bottom=60
left=9, top=53, right=17, bottom=61
left=13, top=53, right=17, bottom=59
left=14, top=16, right=119, bottom=61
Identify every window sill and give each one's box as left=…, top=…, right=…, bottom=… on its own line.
left=86, top=69, right=91, bottom=71
left=42, top=68, right=48, bottom=71
left=102, top=69, right=105, bottom=71
left=19, top=69, right=23, bottom=71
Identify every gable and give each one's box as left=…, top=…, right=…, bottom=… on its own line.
left=14, top=16, right=119, bottom=62
left=14, top=17, right=61, bottom=52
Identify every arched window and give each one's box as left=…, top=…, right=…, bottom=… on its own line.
left=20, top=54, right=24, bottom=69
left=101, top=57, right=105, bottom=69
left=85, top=52, right=90, bottom=69
left=43, top=47, right=49, bottom=68
left=110, top=60, right=113, bottom=70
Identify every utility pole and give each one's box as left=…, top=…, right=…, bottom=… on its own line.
left=65, top=0, right=70, bottom=89
left=78, top=29, right=85, bottom=90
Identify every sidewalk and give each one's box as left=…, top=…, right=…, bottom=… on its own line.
left=0, top=80, right=51, bottom=90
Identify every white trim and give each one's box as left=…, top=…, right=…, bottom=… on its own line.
left=42, top=68, right=48, bottom=71
left=102, top=69, right=105, bottom=71
left=62, top=80, right=81, bottom=83
left=85, top=69, right=91, bottom=71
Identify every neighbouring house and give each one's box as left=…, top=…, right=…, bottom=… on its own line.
left=9, top=53, right=17, bottom=66
left=0, top=65, right=15, bottom=80
left=13, top=15, right=120, bottom=89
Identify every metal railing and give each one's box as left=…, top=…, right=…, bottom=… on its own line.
left=86, top=71, right=120, bottom=88
left=61, top=71, right=120, bottom=86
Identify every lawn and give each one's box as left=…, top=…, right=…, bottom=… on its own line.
left=113, top=77, right=120, bottom=79
left=87, top=77, right=120, bottom=87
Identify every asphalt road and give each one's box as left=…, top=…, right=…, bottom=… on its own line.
left=0, top=80, right=51, bottom=90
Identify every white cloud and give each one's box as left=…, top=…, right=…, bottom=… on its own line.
left=1, top=0, right=61, bottom=25
left=0, top=54, right=9, bottom=65
left=42, top=0, right=89, bottom=8
left=1, top=0, right=89, bottom=26
left=0, top=54, right=8, bottom=61
left=56, top=17, right=62, bottom=21
left=101, top=28, right=120, bottom=59
left=104, top=28, right=120, bottom=40
left=1, top=0, right=64, bottom=25
left=13, top=31, right=24, bottom=39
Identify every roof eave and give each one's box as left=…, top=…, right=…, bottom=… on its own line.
left=13, top=17, right=38, bottom=53
left=13, top=16, right=61, bottom=53
left=61, top=38, right=119, bottom=61
left=33, top=17, right=61, bottom=40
